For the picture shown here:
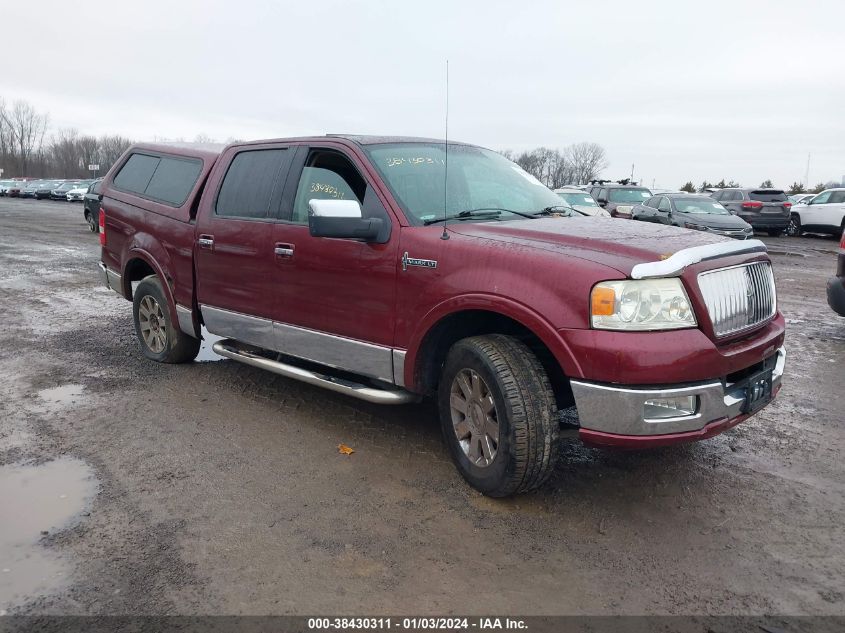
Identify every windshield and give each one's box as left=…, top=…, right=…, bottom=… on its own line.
left=364, top=143, right=567, bottom=224
left=557, top=192, right=599, bottom=207
left=608, top=188, right=651, bottom=203
left=673, top=198, right=730, bottom=215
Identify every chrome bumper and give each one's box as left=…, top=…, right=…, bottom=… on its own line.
left=98, top=262, right=126, bottom=299
left=571, top=347, right=785, bottom=436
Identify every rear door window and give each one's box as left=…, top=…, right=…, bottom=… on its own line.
left=215, top=148, right=291, bottom=219
left=749, top=190, right=787, bottom=202
left=658, top=197, right=671, bottom=212
left=828, top=191, right=845, bottom=204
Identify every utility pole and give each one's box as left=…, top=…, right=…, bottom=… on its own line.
left=805, top=153, right=810, bottom=188
left=630, top=163, right=635, bottom=183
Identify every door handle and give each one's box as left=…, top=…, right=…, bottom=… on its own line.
left=198, top=235, right=214, bottom=249
left=274, top=243, right=294, bottom=257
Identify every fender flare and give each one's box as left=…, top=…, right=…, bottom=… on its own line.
left=121, top=247, right=180, bottom=332
left=402, top=293, right=584, bottom=391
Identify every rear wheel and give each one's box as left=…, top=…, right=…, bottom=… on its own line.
left=84, top=210, right=97, bottom=233
left=132, top=275, right=200, bottom=363
left=438, top=334, right=559, bottom=497
left=787, top=213, right=802, bottom=237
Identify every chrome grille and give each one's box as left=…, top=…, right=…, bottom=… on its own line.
left=697, top=262, right=777, bottom=337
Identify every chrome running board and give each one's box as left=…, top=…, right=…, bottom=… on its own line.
left=212, top=339, right=420, bottom=405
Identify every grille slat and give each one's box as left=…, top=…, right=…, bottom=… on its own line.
left=698, top=262, right=777, bottom=337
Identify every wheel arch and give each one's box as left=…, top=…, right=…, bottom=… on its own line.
left=405, top=296, right=582, bottom=409
left=121, top=249, right=179, bottom=328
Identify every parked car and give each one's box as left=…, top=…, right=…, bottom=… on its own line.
left=827, top=231, right=845, bottom=316
left=98, top=137, right=785, bottom=497
left=21, top=181, right=43, bottom=198
left=788, top=193, right=815, bottom=205
left=787, top=189, right=845, bottom=237
left=711, top=188, right=792, bottom=236
left=632, top=194, right=754, bottom=239
left=83, top=179, right=104, bottom=232
left=66, top=183, right=91, bottom=202
left=588, top=183, right=652, bottom=218
left=36, top=180, right=63, bottom=199
left=2, top=182, right=22, bottom=197
left=553, top=187, right=610, bottom=217
left=51, top=181, right=85, bottom=200
left=0, top=180, right=18, bottom=196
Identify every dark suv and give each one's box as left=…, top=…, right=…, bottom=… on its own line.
left=588, top=183, right=652, bottom=218
left=710, top=188, right=791, bottom=236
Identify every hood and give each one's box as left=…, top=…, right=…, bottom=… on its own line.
left=447, top=217, right=729, bottom=276
left=674, top=212, right=750, bottom=229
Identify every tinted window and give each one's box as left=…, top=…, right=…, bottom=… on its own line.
left=145, top=157, right=203, bottom=206
left=827, top=191, right=845, bottom=204
left=658, top=197, right=671, bottom=211
left=215, top=149, right=289, bottom=218
left=113, top=153, right=159, bottom=194
left=749, top=190, right=787, bottom=202
left=608, top=188, right=651, bottom=203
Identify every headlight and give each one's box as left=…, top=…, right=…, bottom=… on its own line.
left=590, top=278, right=696, bottom=331
left=684, top=222, right=709, bottom=231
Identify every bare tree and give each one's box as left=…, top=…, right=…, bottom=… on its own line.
left=0, top=100, right=48, bottom=175
left=98, top=135, right=133, bottom=170
left=564, top=142, right=608, bottom=185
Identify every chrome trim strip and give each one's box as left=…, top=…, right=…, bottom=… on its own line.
left=392, top=350, right=407, bottom=388
left=212, top=340, right=419, bottom=405
left=175, top=304, right=196, bottom=337
left=630, top=239, right=767, bottom=279
left=571, top=346, right=785, bottom=436
left=273, top=322, right=394, bottom=383
left=201, top=305, right=276, bottom=350
left=200, top=305, right=395, bottom=384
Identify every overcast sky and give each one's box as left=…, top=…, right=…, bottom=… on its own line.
left=3, top=0, right=843, bottom=188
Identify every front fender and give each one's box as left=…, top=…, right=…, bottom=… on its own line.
left=403, top=293, right=584, bottom=390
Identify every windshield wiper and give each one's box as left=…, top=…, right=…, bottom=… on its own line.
left=423, top=208, right=509, bottom=225
left=529, top=204, right=578, bottom=217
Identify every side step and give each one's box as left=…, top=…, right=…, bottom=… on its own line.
left=211, top=339, right=420, bottom=405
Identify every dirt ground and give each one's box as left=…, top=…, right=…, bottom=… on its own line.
left=0, top=198, right=843, bottom=617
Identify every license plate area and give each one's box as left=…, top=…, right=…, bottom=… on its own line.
left=740, top=368, right=773, bottom=414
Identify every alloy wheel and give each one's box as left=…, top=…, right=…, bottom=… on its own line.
left=449, top=369, right=500, bottom=468
left=138, top=295, right=167, bottom=354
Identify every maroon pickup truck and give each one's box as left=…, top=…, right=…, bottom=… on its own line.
left=98, top=136, right=786, bottom=497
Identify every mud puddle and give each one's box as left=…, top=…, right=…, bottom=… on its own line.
left=0, top=457, right=99, bottom=609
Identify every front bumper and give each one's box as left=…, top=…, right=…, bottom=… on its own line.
left=828, top=276, right=845, bottom=316
left=572, top=346, right=785, bottom=447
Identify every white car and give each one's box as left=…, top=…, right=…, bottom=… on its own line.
left=789, top=193, right=815, bottom=205
left=553, top=187, right=611, bottom=217
left=66, top=185, right=89, bottom=202
left=788, top=188, right=845, bottom=237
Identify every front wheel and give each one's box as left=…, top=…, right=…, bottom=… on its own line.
left=438, top=334, right=560, bottom=497
left=132, top=275, right=200, bottom=363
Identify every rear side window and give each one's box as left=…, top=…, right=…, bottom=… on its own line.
left=113, top=153, right=159, bottom=194
left=112, top=152, right=203, bottom=206
left=215, top=148, right=289, bottom=219
left=828, top=191, right=845, bottom=204
left=145, top=157, right=203, bottom=206
left=749, top=190, right=787, bottom=202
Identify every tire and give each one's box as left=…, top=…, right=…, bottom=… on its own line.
left=132, top=275, right=200, bottom=363
left=437, top=334, right=559, bottom=497
left=787, top=213, right=802, bottom=237
left=84, top=210, right=97, bottom=233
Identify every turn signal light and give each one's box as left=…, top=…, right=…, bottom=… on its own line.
left=591, top=286, right=616, bottom=316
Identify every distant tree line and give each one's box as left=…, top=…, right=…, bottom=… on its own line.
left=500, top=142, right=609, bottom=188
left=678, top=178, right=839, bottom=195
left=0, top=97, right=133, bottom=179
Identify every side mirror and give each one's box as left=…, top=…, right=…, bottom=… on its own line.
left=308, top=199, right=383, bottom=241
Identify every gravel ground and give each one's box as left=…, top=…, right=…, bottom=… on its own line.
left=0, top=198, right=843, bottom=617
